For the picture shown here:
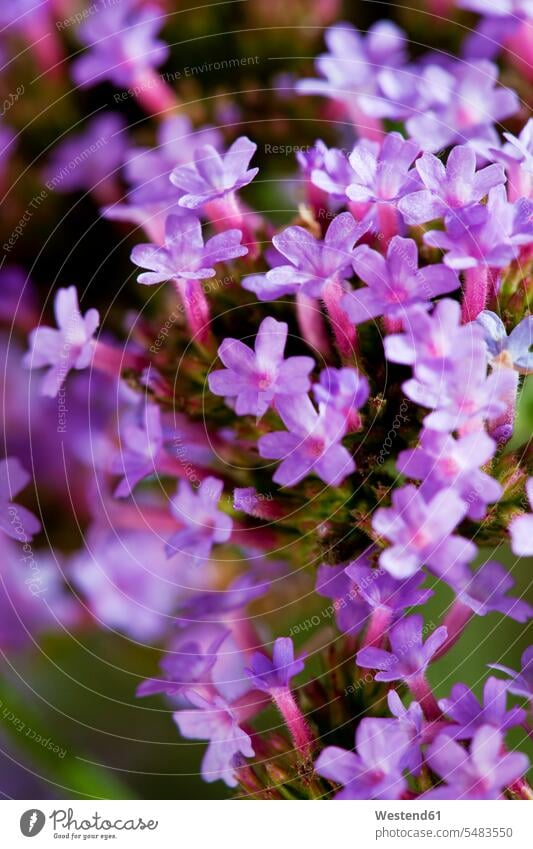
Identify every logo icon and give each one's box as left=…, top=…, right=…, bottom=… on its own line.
left=20, top=810, right=46, bottom=837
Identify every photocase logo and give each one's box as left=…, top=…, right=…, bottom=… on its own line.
left=20, top=809, right=46, bottom=837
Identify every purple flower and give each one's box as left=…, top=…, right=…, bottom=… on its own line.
left=309, top=144, right=357, bottom=198
left=489, top=119, right=533, bottom=199
left=342, top=237, right=459, bottom=325
left=490, top=647, right=533, bottom=702
left=170, top=137, right=258, bottom=209
left=315, top=562, right=370, bottom=634
left=356, top=614, right=447, bottom=683
left=137, top=626, right=229, bottom=697
left=125, top=115, right=222, bottom=206
left=245, top=637, right=305, bottom=694
left=173, top=691, right=254, bottom=787
left=397, top=429, right=502, bottom=521
left=72, top=2, right=169, bottom=88
left=451, top=561, right=533, bottom=622
left=439, top=677, right=526, bottom=740
left=386, top=690, right=425, bottom=775
left=458, top=1, right=530, bottom=61
left=423, top=726, right=529, bottom=799
left=258, top=395, right=355, bottom=487
left=510, top=479, right=533, bottom=556
left=403, top=348, right=513, bottom=433
left=243, top=212, right=369, bottom=301
left=398, top=145, right=505, bottom=225
left=208, top=317, right=314, bottom=417
left=131, top=214, right=247, bottom=286
left=373, top=486, right=476, bottom=579
left=476, top=311, right=533, bottom=374
left=313, top=367, right=369, bottom=427
left=175, top=574, right=268, bottom=627
left=384, top=299, right=484, bottom=369
left=345, top=133, right=420, bottom=207
left=345, top=562, right=433, bottom=618
left=0, top=457, right=41, bottom=541
left=315, top=718, right=409, bottom=800
left=44, top=114, right=128, bottom=194
left=406, top=60, right=519, bottom=153
left=110, top=403, right=163, bottom=497
left=166, top=477, right=232, bottom=562
left=24, top=287, right=99, bottom=397
left=296, top=21, right=408, bottom=122
left=425, top=188, right=533, bottom=270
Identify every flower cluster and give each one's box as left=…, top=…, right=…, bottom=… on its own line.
left=0, top=0, right=531, bottom=803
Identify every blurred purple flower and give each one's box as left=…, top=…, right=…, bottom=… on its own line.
left=24, top=287, right=99, bottom=397
left=490, top=646, right=533, bottom=702
left=166, top=477, right=232, bottom=562
left=476, top=311, right=533, bottom=374
left=451, top=560, right=533, bottom=622
left=423, top=727, right=529, bottom=799
left=439, top=677, right=526, bottom=740
left=313, top=367, right=369, bottom=427
left=137, top=626, right=229, bottom=697
left=208, top=317, right=314, bottom=417
left=343, top=236, right=459, bottom=325
left=110, top=403, right=164, bottom=497
left=315, top=718, right=409, bottom=800
left=258, top=395, right=355, bottom=487
left=509, top=479, right=533, bottom=556
left=0, top=457, right=41, bottom=541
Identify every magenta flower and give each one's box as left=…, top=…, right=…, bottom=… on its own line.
left=315, top=718, right=409, bottom=800
left=131, top=214, right=247, bottom=286
left=398, top=145, right=505, bottom=225
left=345, top=133, right=420, bottom=207
left=423, top=727, right=529, bottom=800
left=173, top=691, right=254, bottom=787
left=424, top=188, right=533, bottom=270
left=439, top=678, right=526, bottom=740
left=406, top=60, right=519, bottom=153
left=510, top=479, right=533, bottom=556
left=170, top=137, right=258, bottom=209
left=24, top=287, right=99, bottom=397
left=384, top=299, right=484, bottom=369
left=166, top=477, right=232, bottom=562
left=490, top=647, right=533, bottom=703
left=0, top=457, right=41, bottom=541
left=313, top=367, right=369, bottom=428
left=72, top=2, right=169, bottom=88
left=397, top=429, right=502, bottom=521
left=356, top=614, right=447, bottom=684
left=342, top=236, right=459, bottom=325
left=208, top=317, right=314, bottom=417
left=373, top=485, right=476, bottom=579
left=243, top=212, right=369, bottom=301
left=451, top=561, right=533, bottom=622
left=258, top=395, right=355, bottom=487
left=245, top=637, right=305, bottom=694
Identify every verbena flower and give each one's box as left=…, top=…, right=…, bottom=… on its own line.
left=345, top=132, right=420, bottom=207
left=313, top=367, right=369, bottom=429
left=315, top=718, right=409, bottom=800
left=490, top=646, right=533, bottom=703
left=258, top=395, right=355, bottom=487
left=208, top=317, right=314, bottom=417
left=509, top=479, right=533, bottom=556
left=476, top=311, right=533, bottom=374
left=24, top=287, right=99, bottom=397
left=170, top=136, right=258, bottom=209
left=166, top=477, right=232, bottom=562
left=423, top=727, right=529, bottom=800
left=137, top=627, right=229, bottom=698
left=0, top=457, right=41, bottom=541
left=356, top=614, right=447, bottom=683
left=450, top=560, right=533, bottom=622
left=385, top=691, right=425, bottom=776
left=245, top=637, right=305, bottom=693
left=439, top=677, right=526, bottom=740
left=342, top=236, right=459, bottom=324
left=315, top=562, right=370, bottom=634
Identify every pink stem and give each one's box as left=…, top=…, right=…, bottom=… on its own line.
left=462, top=265, right=490, bottom=322
left=174, top=278, right=212, bottom=346
left=91, top=340, right=145, bottom=378
left=296, top=292, right=332, bottom=357
left=408, top=674, right=442, bottom=722
left=272, top=688, right=314, bottom=761
left=133, top=68, right=179, bottom=117
left=363, top=607, right=393, bottom=649
left=25, top=16, right=65, bottom=80
left=204, top=194, right=258, bottom=258
left=322, top=274, right=357, bottom=360
left=377, top=203, right=399, bottom=248
left=434, top=600, right=473, bottom=660
left=384, top=315, right=403, bottom=334
left=347, top=101, right=384, bottom=141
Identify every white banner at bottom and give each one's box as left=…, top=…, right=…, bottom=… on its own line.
left=0, top=799, right=531, bottom=848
